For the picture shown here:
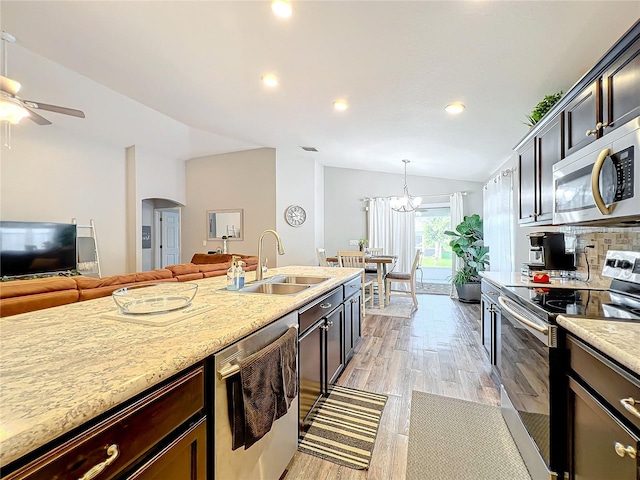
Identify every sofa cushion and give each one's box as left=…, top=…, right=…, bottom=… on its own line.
left=135, top=269, right=174, bottom=282
left=173, top=273, right=204, bottom=282
left=196, top=263, right=229, bottom=274
left=1, top=290, right=80, bottom=317
left=75, top=274, right=137, bottom=290
left=0, top=277, right=78, bottom=299
left=191, top=253, right=233, bottom=265
left=78, top=278, right=178, bottom=301
left=165, top=264, right=201, bottom=276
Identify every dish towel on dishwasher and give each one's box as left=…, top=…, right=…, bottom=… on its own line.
left=235, top=326, right=298, bottom=450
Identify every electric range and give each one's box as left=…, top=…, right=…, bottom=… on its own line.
left=497, top=250, right=640, bottom=480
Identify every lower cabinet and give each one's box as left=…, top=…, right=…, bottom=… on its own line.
left=566, top=335, right=640, bottom=480
left=343, top=276, right=363, bottom=363
left=3, top=366, right=206, bottom=480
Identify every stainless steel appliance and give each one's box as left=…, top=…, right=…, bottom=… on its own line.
left=498, top=250, right=640, bottom=479
left=213, top=311, right=299, bottom=480
left=553, top=118, right=640, bottom=226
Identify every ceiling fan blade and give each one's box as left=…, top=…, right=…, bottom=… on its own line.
left=24, top=107, right=53, bottom=125
left=0, top=75, right=21, bottom=96
left=22, top=100, right=85, bottom=118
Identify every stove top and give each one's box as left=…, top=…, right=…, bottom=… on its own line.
left=503, top=250, right=640, bottom=323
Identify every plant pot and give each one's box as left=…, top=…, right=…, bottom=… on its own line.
left=455, top=282, right=481, bottom=303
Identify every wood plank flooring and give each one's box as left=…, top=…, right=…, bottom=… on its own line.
left=284, top=294, right=500, bottom=479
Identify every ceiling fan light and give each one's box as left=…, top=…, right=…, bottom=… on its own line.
left=333, top=100, right=348, bottom=111
left=0, top=98, right=30, bottom=124
left=261, top=74, right=279, bottom=87
left=271, top=0, right=292, bottom=18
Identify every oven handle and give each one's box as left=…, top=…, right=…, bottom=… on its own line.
left=498, top=296, right=549, bottom=336
left=591, top=147, right=614, bottom=215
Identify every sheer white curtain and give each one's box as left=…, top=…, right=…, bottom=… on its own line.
left=367, top=198, right=415, bottom=290
left=483, top=169, right=514, bottom=273
left=449, top=192, right=464, bottom=297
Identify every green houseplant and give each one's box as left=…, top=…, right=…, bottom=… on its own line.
left=444, top=214, right=489, bottom=303
left=524, top=91, right=563, bottom=127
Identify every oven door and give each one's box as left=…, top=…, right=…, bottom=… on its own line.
left=498, top=296, right=564, bottom=479
left=553, top=118, right=639, bottom=226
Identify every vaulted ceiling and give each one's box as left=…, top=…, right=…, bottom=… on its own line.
left=2, top=1, right=639, bottom=181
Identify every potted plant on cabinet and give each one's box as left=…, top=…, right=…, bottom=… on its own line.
left=444, top=214, right=489, bottom=303
left=523, top=91, right=563, bottom=127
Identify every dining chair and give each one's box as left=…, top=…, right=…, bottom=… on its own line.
left=337, top=250, right=374, bottom=313
left=385, top=249, right=421, bottom=310
left=316, top=248, right=329, bottom=267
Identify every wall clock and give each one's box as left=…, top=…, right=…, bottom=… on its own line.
left=285, top=204, right=306, bottom=227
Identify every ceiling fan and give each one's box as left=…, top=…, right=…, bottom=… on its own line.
left=1, top=31, right=85, bottom=125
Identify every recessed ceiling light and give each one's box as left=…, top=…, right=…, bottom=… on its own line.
left=445, top=103, right=466, bottom=114
left=333, top=100, right=349, bottom=111
left=261, top=74, right=279, bottom=87
left=271, top=0, right=292, bottom=18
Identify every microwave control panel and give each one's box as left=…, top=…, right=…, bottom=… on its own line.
left=609, top=145, right=634, bottom=202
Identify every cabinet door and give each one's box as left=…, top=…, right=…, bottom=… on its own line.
left=602, top=37, right=640, bottom=135
left=480, top=295, right=493, bottom=361
left=565, top=81, right=601, bottom=156
left=536, top=113, right=563, bottom=223
left=350, top=291, right=362, bottom=349
left=568, top=378, right=639, bottom=480
left=344, top=302, right=354, bottom=363
left=127, top=418, right=207, bottom=480
left=299, top=321, right=324, bottom=430
left=518, top=139, right=537, bottom=224
left=325, top=307, right=344, bottom=387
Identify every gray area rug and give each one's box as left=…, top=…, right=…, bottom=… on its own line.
left=415, top=283, right=451, bottom=296
left=407, top=391, right=531, bottom=480
left=368, top=297, right=415, bottom=318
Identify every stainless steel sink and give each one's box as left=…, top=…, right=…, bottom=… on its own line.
left=265, top=275, right=330, bottom=285
left=239, top=282, right=310, bottom=295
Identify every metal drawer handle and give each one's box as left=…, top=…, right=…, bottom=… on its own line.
left=320, top=302, right=332, bottom=309
left=620, top=397, right=640, bottom=419
left=326, top=320, right=333, bottom=327
left=614, top=442, right=637, bottom=459
left=78, top=444, right=119, bottom=480
left=498, top=296, right=548, bottom=335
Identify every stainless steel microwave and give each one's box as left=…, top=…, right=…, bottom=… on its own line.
left=553, top=117, right=639, bottom=226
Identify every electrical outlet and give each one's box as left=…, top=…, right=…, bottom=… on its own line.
left=349, top=239, right=359, bottom=246
left=202, top=240, right=207, bottom=247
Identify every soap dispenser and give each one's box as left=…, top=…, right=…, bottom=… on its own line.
left=226, top=256, right=238, bottom=290
left=236, top=261, right=245, bottom=289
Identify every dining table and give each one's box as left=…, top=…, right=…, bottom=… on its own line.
left=326, top=254, right=397, bottom=309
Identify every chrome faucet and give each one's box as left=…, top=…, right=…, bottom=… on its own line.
left=255, top=229, right=285, bottom=281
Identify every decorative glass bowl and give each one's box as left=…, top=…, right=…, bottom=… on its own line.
left=112, top=283, right=198, bottom=314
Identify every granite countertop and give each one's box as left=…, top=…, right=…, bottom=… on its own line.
left=557, top=315, right=640, bottom=376
left=480, top=271, right=610, bottom=290
left=0, top=265, right=360, bottom=468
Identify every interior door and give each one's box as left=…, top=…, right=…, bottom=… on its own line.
left=158, top=209, right=180, bottom=267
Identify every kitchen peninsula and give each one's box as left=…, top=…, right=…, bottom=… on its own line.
left=0, top=265, right=361, bottom=478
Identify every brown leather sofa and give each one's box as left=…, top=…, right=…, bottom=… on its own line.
left=0, top=253, right=259, bottom=318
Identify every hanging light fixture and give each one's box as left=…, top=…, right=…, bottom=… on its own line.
left=390, top=159, right=422, bottom=213
left=1, top=32, right=29, bottom=125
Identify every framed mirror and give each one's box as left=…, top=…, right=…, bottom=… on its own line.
left=207, top=209, right=243, bottom=240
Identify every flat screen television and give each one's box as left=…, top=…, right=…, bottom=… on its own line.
left=0, top=221, right=77, bottom=278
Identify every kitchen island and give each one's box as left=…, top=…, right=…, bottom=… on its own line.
left=0, top=265, right=361, bottom=475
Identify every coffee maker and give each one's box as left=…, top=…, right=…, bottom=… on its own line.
left=524, top=232, right=576, bottom=275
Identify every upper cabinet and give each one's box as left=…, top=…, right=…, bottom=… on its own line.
left=518, top=112, right=563, bottom=225
left=514, top=20, right=640, bottom=226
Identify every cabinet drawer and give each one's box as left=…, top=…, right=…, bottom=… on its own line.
left=568, top=335, right=640, bottom=431
left=6, top=366, right=205, bottom=480
left=299, top=288, right=343, bottom=335
left=343, top=276, right=362, bottom=299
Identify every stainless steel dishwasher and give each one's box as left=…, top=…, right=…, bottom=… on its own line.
left=213, top=311, right=299, bottom=480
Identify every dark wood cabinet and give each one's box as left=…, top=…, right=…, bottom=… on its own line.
left=3, top=366, right=206, bottom=480
left=602, top=37, right=640, bottom=137
left=298, top=318, right=324, bottom=430
left=564, top=81, right=600, bottom=157
left=566, top=335, right=640, bottom=480
left=126, top=418, right=207, bottom=480
left=325, top=306, right=345, bottom=386
left=343, top=276, right=363, bottom=363
left=518, top=112, right=563, bottom=225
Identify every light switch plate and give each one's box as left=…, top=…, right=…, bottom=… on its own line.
left=349, top=239, right=359, bottom=246
left=202, top=240, right=207, bottom=246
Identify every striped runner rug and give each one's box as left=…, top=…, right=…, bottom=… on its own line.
left=298, top=385, right=387, bottom=469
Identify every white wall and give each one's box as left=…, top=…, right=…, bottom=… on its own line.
left=314, top=161, right=325, bottom=263
left=323, top=166, right=484, bottom=256
left=276, top=152, right=319, bottom=266
left=1, top=125, right=128, bottom=276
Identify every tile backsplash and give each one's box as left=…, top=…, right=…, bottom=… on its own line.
left=559, top=226, right=640, bottom=282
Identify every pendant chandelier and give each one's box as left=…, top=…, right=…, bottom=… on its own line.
left=390, top=159, right=422, bottom=213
